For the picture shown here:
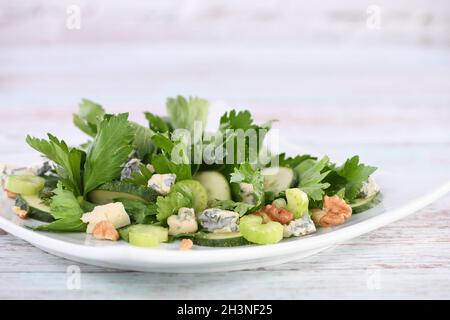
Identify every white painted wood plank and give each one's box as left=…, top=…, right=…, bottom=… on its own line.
left=0, top=195, right=448, bottom=299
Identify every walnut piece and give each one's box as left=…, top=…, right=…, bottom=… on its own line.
left=255, top=205, right=294, bottom=225
left=311, top=195, right=352, bottom=227
left=180, top=238, right=193, bottom=251
left=92, top=220, right=120, bottom=241
left=4, top=189, right=17, bottom=199
left=12, top=206, right=28, bottom=219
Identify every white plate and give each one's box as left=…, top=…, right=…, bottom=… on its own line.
left=1, top=163, right=449, bottom=273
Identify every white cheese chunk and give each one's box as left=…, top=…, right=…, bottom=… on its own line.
left=120, top=158, right=142, bottom=180
left=147, top=173, right=177, bottom=195
left=239, top=182, right=256, bottom=205
left=198, top=208, right=239, bottom=233
left=167, top=207, right=198, bottom=236
left=81, top=202, right=131, bottom=234
left=360, top=176, right=380, bottom=198
left=283, top=214, right=316, bottom=238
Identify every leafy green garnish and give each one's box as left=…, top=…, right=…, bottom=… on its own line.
left=122, top=163, right=153, bottom=186
left=277, top=153, right=317, bottom=168
left=166, top=95, right=209, bottom=133
left=116, top=198, right=157, bottom=224
left=72, top=99, right=105, bottom=137
left=129, top=123, right=155, bottom=160
left=156, top=185, right=193, bottom=224
left=325, top=156, right=377, bottom=202
left=151, top=133, right=192, bottom=181
left=230, top=163, right=265, bottom=213
left=218, top=110, right=273, bottom=165
left=26, top=134, right=85, bottom=197
left=35, top=186, right=86, bottom=232
left=144, top=112, right=170, bottom=133
left=83, top=113, right=134, bottom=195
left=211, top=200, right=254, bottom=217
left=295, top=156, right=331, bottom=202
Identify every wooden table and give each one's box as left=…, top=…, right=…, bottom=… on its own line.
left=0, top=37, right=449, bottom=298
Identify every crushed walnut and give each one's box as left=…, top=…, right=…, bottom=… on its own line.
left=311, top=195, right=352, bottom=227
left=4, top=189, right=17, bottom=199
left=180, top=238, right=193, bottom=251
left=12, top=206, right=28, bottom=219
left=92, top=220, right=120, bottom=241
left=255, top=204, right=294, bottom=225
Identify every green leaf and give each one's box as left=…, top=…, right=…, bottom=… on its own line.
left=332, top=156, right=377, bottom=202
left=230, top=163, right=265, bottom=213
left=73, top=99, right=105, bottom=137
left=122, top=163, right=153, bottom=186
left=116, top=198, right=157, bottom=224
left=83, top=113, right=134, bottom=195
left=150, top=133, right=192, bottom=181
left=211, top=199, right=254, bottom=217
left=144, top=112, right=170, bottom=133
left=166, top=95, right=209, bottom=133
left=295, top=156, right=331, bottom=202
left=130, top=122, right=155, bottom=160
left=26, top=134, right=85, bottom=196
left=277, top=153, right=317, bottom=168
left=218, top=110, right=273, bottom=165
left=35, top=186, right=86, bottom=232
left=156, top=185, right=193, bottom=224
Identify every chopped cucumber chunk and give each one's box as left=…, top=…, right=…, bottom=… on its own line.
left=15, top=194, right=54, bottom=222
left=193, top=232, right=249, bottom=247
left=261, top=167, right=296, bottom=195
left=173, top=180, right=208, bottom=213
left=128, top=225, right=168, bottom=247
left=350, top=192, right=381, bottom=214
left=194, top=171, right=231, bottom=205
left=5, top=175, right=45, bottom=196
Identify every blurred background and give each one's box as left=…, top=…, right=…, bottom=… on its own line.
left=0, top=0, right=449, bottom=171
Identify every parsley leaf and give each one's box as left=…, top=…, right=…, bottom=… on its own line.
left=230, top=163, right=265, bottom=213
left=325, top=156, right=377, bottom=202
left=166, top=95, right=209, bottom=133
left=83, top=113, right=134, bottom=195
left=295, top=156, right=331, bottom=201
left=35, top=186, right=86, bottom=232
left=26, top=134, right=85, bottom=197
left=276, top=153, right=317, bottom=168
left=156, top=184, right=193, bottom=224
left=72, top=99, right=105, bottom=137
left=218, top=110, right=273, bottom=166
left=212, top=199, right=254, bottom=217
left=130, top=122, right=155, bottom=160
left=151, top=133, right=192, bottom=181
left=115, top=198, right=157, bottom=224
left=144, top=112, right=170, bottom=133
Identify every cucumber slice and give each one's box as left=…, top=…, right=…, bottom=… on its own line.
left=286, top=188, right=309, bottom=218
left=193, top=232, right=250, bottom=247
left=128, top=225, right=168, bottom=247
left=15, top=194, right=54, bottom=222
left=5, top=175, right=45, bottom=196
left=194, top=171, right=231, bottom=205
left=261, top=167, right=296, bottom=195
left=88, top=181, right=158, bottom=205
left=173, top=180, right=208, bottom=213
left=350, top=192, right=381, bottom=214
left=239, top=215, right=284, bottom=245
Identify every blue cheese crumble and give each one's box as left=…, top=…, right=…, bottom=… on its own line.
left=147, top=173, right=177, bottom=195
left=198, top=208, right=240, bottom=233
left=283, top=213, right=316, bottom=238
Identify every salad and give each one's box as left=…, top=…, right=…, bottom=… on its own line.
left=2, top=96, right=380, bottom=249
